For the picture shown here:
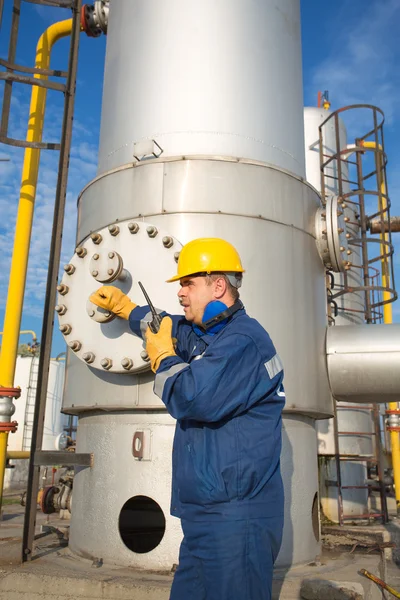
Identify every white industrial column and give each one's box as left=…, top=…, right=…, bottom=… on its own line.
left=60, top=0, right=332, bottom=569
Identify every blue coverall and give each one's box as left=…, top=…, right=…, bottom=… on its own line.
left=129, top=303, right=285, bottom=600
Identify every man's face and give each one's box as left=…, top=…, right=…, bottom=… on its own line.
left=177, top=275, right=216, bottom=325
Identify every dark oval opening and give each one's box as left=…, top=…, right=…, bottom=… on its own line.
left=312, top=491, right=320, bottom=542
left=118, top=495, right=166, bottom=554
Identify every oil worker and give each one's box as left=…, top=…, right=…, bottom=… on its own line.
left=90, top=237, right=285, bottom=600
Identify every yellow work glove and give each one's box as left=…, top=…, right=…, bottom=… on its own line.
left=89, top=285, right=137, bottom=320
left=145, top=316, right=176, bottom=373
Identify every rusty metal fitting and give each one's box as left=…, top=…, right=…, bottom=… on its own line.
left=0, top=421, right=18, bottom=433
left=0, top=387, right=21, bottom=399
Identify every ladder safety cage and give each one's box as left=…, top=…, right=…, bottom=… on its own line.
left=318, top=105, right=397, bottom=324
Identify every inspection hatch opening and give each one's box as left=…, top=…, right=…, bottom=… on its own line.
left=312, top=492, right=320, bottom=542
left=118, top=495, right=166, bottom=553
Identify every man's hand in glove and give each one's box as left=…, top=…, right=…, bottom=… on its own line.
left=89, top=286, right=137, bottom=320
left=145, top=316, right=176, bottom=373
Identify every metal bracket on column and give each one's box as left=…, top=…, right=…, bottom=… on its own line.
left=33, top=451, right=93, bottom=467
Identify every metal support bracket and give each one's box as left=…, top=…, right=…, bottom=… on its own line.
left=33, top=451, right=93, bottom=467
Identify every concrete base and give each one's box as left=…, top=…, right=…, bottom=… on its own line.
left=0, top=498, right=397, bottom=600
left=0, top=543, right=388, bottom=600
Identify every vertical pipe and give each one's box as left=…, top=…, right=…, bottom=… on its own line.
left=361, top=138, right=400, bottom=514
left=22, top=3, right=82, bottom=560
left=0, top=18, right=73, bottom=516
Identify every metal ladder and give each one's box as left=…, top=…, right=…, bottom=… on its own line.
left=22, top=357, right=40, bottom=451
left=333, top=403, right=388, bottom=525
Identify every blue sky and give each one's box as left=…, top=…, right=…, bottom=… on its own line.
left=0, top=0, right=399, bottom=356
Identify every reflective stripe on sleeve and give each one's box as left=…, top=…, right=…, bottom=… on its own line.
left=264, top=354, right=283, bottom=379
left=154, top=363, right=190, bottom=398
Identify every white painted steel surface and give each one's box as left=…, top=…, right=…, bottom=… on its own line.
left=98, top=0, right=305, bottom=177
left=66, top=0, right=331, bottom=570
left=4, top=358, right=66, bottom=490
left=327, top=324, right=400, bottom=403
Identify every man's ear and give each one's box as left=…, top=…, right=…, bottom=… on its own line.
left=213, top=276, right=227, bottom=299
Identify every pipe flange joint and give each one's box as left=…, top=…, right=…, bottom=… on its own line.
left=0, top=421, right=18, bottom=433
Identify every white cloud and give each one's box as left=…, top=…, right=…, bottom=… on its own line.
left=0, top=78, right=99, bottom=321
left=310, top=0, right=400, bottom=124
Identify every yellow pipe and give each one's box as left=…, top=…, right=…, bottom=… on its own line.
left=6, top=451, right=30, bottom=460
left=0, top=433, right=7, bottom=507
left=0, top=19, right=73, bottom=514
left=361, top=140, right=400, bottom=513
left=0, top=330, right=37, bottom=343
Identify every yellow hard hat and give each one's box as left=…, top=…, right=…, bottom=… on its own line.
left=166, top=238, right=244, bottom=283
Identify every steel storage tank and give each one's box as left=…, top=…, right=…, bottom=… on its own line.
left=4, top=357, right=66, bottom=490
left=61, top=1, right=332, bottom=569
left=304, top=107, right=373, bottom=523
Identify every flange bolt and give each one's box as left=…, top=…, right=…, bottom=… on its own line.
left=55, top=304, right=67, bottom=315
left=83, top=352, right=95, bottom=364
left=108, top=252, right=115, bottom=259
left=121, top=357, right=133, bottom=370
left=162, top=236, right=174, bottom=248
left=59, top=324, right=72, bottom=335
left=64, top=264, right=75, bottom=275
left=91, top=270, right=99, bottom=278
left=146, top=226, right=158, bottom=238
left=76, top=246, right=87, bottom=258
left=140, top=350, right=150, bottom=362
left=91, top=233, right=102, bottom=244
left=57, top=284, right=69, bottom=295
left=128, top=222, right=139, bottom=234
left=108, top=224, right=120, bottom=236
left=174, top=252, right=180, bottom=263
left=100, top=357, right=113, bottom=370
left=69, top=340, right=82, bottom=352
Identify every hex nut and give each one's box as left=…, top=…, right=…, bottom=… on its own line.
left=83, top=352, right=95, bottom=364
left=91, top=270, right=99, bottom=278
left=121, top=357, right=133, bottom=370
left=76, top=246, right=87, bottom=258
left=140, top=350, right=150, bottom=362
left=69, top=340, right=82, bottom=352
left=146, top=226, right=158, bottom=238
left=162, top=236, right=174, bottom=248
left=108, top=224, right=120, bottom=236
left=91, top=233, right=103, bottom=244
left=55, top=304, right=67, bottom=315
left=60, top=324, right=72, bottom=335
left=64, top=264, right=75, bottom=275
left=128, top=222, right=139, bottom=234
left=100, top=358, right=113, bottom=370
left=174, top=252, right=180, bottom=263
left=57, top=284, right=69, bottom=295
